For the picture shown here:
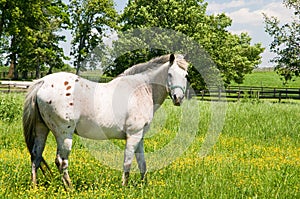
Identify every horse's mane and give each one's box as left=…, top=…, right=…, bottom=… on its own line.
left=119, top=54, right=188, bottom=77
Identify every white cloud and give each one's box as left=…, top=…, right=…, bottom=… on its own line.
left=227, top=8, right=263, bottom=26
left=207, top=0, right=251, bottom=13
left=261, top=2, right=294, bottom=24
left=210, top=1, right=295, bottom=26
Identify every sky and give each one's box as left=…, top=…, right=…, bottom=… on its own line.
left=61, top=0, right=295, bottom=68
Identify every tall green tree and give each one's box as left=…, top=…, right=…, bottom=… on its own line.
left=69, top=0, right=118, bottom=75
left=264, top=0, right=300, bottom=84
left=108, top=0, right=264, bottom=88
left=0, top=0, right=22, bottom=78
left=0, top=0, right=69, bottom=79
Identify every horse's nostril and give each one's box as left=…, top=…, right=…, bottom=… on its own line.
left=173, top=95, right=177, bottom=100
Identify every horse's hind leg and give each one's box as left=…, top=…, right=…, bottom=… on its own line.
left=31, top=122, right=49, bottom=188
left=54, top=131, right=74, bottom=190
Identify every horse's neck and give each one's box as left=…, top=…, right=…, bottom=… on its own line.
left=146, top=63, right=169, bottom=110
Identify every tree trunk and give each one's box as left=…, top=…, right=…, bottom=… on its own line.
left=36, top=59, right=40, bottom=79
left=7, top=36, right=18, bottom=79
left=76, top=53, right=82, bottom=75
left=7, top=59, right=14, bottom=79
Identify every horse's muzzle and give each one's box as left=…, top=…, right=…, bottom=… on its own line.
left=172, top=94, right=183, bottom=106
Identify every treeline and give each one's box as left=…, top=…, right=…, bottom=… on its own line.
left=0, top=0, right=266, bottom=88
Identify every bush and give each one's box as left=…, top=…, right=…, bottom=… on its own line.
left=0, top=93, right=23, bottom=122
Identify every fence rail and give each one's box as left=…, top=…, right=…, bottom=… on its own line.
left=193, top=86, right=300, bottom=102
left=0, top=81, right=32, bottom=93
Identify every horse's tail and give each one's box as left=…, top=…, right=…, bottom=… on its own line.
left=23, top=80, right=52, bottom=175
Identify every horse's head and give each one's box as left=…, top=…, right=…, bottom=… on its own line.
left=167, top=54, right=188, bottom=106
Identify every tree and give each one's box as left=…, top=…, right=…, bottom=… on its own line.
left=106, top=0, right=264, bottom=88
left=69, top=0, right=118, bottom=75
left=264, top=0, right=300, bottom=84
left=18, top=0, right=70, bottom=78
left=0, top=0, right=69, bottom=79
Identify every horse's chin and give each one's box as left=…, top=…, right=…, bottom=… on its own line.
left=174, top=102, right=181, bottom=106
left=172, top=99, right=182, bottom=106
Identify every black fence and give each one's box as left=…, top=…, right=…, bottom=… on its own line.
left=193, top=86, right=300, bottom=102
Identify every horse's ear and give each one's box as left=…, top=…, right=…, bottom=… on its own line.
left=184, top=54, right=189, bottom=61
left=169, top=54, right=175, bottom=65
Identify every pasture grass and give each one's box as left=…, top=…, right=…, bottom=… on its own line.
left=0, top=93, right=299, bottom=198
left=231, top=70, right=300, bottom=88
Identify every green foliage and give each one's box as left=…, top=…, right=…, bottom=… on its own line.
left=0, top=93, right=23, bottom=122
left=0, top=0, right=70, bottom=79
left=69, top=0, right=118, bottom=74
left=264, top=0, right=300, bottom=84
left=106, top=0, right=264, bottom=89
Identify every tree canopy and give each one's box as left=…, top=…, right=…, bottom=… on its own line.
left=69, top=0, right=117, bottom=74
left=0, top=0, right=69, bottom=79
left=105, top=0, right=264, bottom=88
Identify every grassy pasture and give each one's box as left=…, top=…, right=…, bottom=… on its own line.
left=0, top=93, right=299, bottom=198
left=231, top=70, right=300, bottom=88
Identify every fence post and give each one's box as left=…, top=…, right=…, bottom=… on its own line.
left=279, top=91, right=281, bottom=102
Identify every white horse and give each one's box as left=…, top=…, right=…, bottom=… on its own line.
left=23, top=54, right=188, bottom=188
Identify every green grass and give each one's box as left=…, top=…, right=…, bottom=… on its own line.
left=231, top=70, right=300, bottom=88
left=0, top=93, right=299, bottom=198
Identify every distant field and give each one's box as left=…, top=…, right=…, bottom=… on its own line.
left=230, top=70, right=300, bottom=88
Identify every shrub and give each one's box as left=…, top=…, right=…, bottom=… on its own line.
left=0, top=93, right=23, bottom=122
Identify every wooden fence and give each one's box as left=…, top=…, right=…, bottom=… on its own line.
left=193, top=86, right=300, bottom=102
left=0, top=81, right=32, bottom=93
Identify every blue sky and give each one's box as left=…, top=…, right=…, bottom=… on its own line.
left=113, top=0, right=294, bottom=67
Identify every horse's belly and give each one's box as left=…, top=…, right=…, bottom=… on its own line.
left=75, top=119, right=126, bottom=140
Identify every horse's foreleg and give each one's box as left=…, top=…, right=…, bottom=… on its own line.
left=55, top=135, right=73, bottom=190
left=123, top=131, right=143, bottom=186
left=135, top=139, right=147, bottom=182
